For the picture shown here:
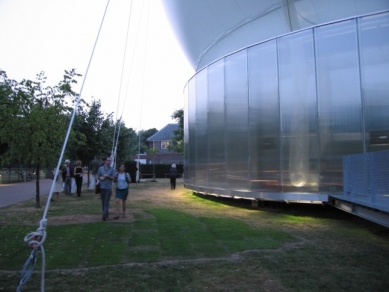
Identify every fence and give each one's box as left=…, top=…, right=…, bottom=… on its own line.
left=0, top=168, right=46, bottom=184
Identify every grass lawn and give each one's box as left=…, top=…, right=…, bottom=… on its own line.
left=1, top=178, right=389, bottom=291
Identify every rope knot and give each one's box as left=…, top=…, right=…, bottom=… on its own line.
left=24, top=219, right=47, bottom=251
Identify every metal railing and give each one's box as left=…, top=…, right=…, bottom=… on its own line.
left=343, top=150, right=389, bottom=212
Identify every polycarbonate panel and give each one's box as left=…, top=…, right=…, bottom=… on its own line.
left=183, top=84, right=189, bottom=179
left=248, top=40, right=281, bottom=191
left=358, top=12, right=389, bottom=152
left=184, top=10, right=389, bottom=203
left=207, top=59, right=226, bottom=189
left=187, top=77, right=196, bottom=185
left=315, top=20, right=363, bottom=191
left=225, top=50, right=250, bottom=190
left=202, top=8, right=289, bottom=69
left=195, top=69, right=208, bottom=186
left=278, top=29, right=320, bottom=192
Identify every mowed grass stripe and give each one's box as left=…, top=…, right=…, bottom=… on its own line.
left=1, top=209, right=296, bottom=270
left=145, top=209, right=297, bottom=259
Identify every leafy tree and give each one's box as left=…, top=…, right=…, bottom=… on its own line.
left=68, top=99, right=114, bottom=164
left=115, top=124, right=137, bottom=163
left=168, top=109, right=184, bottom=154
left=0, top=70, right=18, bottom=165
left=137, top=128, right=158, bottom=154
left=0, top=69, right=80, bottom=207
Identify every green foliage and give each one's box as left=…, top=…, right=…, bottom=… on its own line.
left=147, top=147, right=159, bottom=155
left=115, top=123, right=138, bottom=162
left=0, top=69, right=81, bottom=206
left=168, top=109, right=183, bottom=154
left=137, top=128, right=158, bottom=154
left=0, top=70, right=78, bottom=167
left=68, top=99, right=115, bottom=164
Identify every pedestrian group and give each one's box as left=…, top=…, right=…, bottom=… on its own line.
left=51, top=156, right=180, bottom=221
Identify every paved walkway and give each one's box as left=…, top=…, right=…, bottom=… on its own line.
left=0, top=176, right=89, bottom=208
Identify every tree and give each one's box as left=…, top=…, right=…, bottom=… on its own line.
left=68, top=99, right=114, bottom=163
left=115, top=124, right=137, bottom=163
left=0, top=69, right=80, bottom=207
left=137, top=128, right=158, bottom=154
left=168, top=109, right=184, bottom=154
left=0, top=70, right=18, bottom=166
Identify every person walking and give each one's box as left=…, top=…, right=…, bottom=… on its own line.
left=113, top=163, right=131, bottom=219
left=168, top=164, right=178, bottom=190
left=97, top=156, right=116, bottom=221
left=62, top=159, right=73, bottom=195
left=88, top=155, right=101, bottom=190
left=73, top=160, right=84, bottom=197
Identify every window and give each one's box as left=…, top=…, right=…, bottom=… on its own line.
left=161, top=141, right=170, bottom=149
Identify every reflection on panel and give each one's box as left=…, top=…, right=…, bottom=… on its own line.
left=195, top=69, right=208, bottom=187
left=359, top=12, right=389, bottom=152
left=315, top=20, right=363, bottom=192
left=183, top=85, right=189, bottom=179
left=248, top=40, right=281, bottom=191
left=278, top=29, right=319, bottom=192
left=208, top=59, right=226, bottom=189
left=184, top=11, right=389, bottom=200
left=187, top=78, right=196, bottom=185
left=225, top=50, right=250, bottom=190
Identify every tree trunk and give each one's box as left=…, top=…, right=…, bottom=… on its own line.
left=35, top=163, right=41, bottom=208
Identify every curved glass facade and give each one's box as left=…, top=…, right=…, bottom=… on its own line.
left=184, top=11, right=389, bottom=201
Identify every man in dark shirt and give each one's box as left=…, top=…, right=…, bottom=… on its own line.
left=97, top=157, right=116, bottom=221
left=88, top=155, right=101, bottom=190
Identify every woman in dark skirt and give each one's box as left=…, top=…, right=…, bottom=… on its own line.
left=73, top=160, right=84, bottom=197
left=114, top=163, right=131, bottom=219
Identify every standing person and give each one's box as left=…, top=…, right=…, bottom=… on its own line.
left=168, top=164, right=178, bottom=190
left=114, top=163, right=131, bottom=219
left=52, top=167, right=62, bottom=202
left=88, top=155, right=101, bottom=190
left=62, top=159, right=73, bottom=195
left=73, top=160, right=84, bottom=197
left=97, top=156, right=116, bottom=221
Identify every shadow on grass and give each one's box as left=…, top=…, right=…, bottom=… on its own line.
left=191, top=191, right=381, bottom=224
left=2, top=183, right=389, bottom=291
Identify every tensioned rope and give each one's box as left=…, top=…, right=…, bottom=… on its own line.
left=110, top=0, right=134, bottom=169
left=16, top=1, right=111, bottom=291
left=137, top=0, right=150, bottom=166
left=121, top=0, right=147, bottom=117
left=111, top=0, right=148, bottom=169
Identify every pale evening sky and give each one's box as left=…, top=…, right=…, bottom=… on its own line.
left=0, top=0, right=194, bottom=131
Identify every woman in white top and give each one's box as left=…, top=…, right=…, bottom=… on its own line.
left=113, top=163, right=131, bottom=219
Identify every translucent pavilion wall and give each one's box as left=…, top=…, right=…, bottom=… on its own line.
left=184, top=11, right=389, bottom=200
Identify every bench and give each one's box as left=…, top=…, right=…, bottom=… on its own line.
left=164, top=173, right=183, bottom=178
left=140, top=173, right=155, bottom=179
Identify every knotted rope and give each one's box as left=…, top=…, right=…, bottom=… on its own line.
left=16, top=1, right=111, bottom=291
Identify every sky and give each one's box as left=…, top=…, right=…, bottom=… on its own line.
left=0, top=0, right=194, bottom=131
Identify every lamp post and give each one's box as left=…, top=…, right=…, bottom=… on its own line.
left=149, top=147, right=158, bottom=182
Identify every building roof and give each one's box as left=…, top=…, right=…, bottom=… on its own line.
left=146, top=123, right=179, bottom=141
left=161, top=0, right=389, bottom=70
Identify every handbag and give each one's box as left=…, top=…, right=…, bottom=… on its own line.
left=95, top=183, right=100, bottom=194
